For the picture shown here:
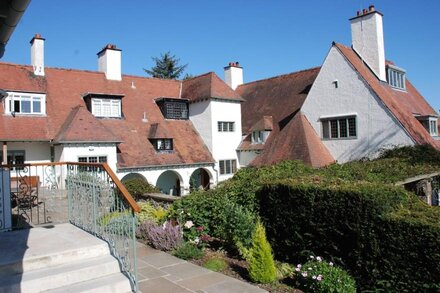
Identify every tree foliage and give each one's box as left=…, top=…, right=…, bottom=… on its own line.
left=144, top=51, right=187, bottom=79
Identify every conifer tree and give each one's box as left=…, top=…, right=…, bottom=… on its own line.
left=144, top=51, right=187, bottom=79
left=248, top=221, right=276, bottom=284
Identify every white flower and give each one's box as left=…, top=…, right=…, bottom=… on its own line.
left=295, top=268, right=301, bottom=272
left=316, top=256, right=322, bottom=262
left=296, top=264, right=302, bottom=269
left=329, top=262, right=334, bottom=266
left=312, top=275, right=317, bottom=280
left=162, top=222, right=167, bottom=229
left=310, top=255, right=315, bottom=259
left=301, top=272, right=308, bottom=277
left=194, top=237, right=200, bottom=244
left=308, top=267, right=312, bottom=271
left=317, top=275, right=323, bottom=281
left=184, top=220, right=194, bottom=229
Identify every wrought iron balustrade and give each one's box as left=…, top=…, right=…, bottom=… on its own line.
left=0, top=162, right=140, bottom=291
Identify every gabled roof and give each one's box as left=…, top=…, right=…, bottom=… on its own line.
left=237, top=67, right=333, bottom=167
left=237, top=67, right=321, bottom=134
left=0, top=62, right=215, bottom=167
left=54, top=106, right=119, bottom=143
left=334, top=43, right=440, bottom=149
left=182, top=72, right=244, bottom=102
left=250, top=112, right=334, bottom=168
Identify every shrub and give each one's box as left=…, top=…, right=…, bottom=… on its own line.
left=137, top=202, right=168, bottom=224
left=136, top=220, right=182, bottom=251
left=122, top=178, right=159, bottom=199
left=248, top=221, right=276, bottom=284
left=172, top=242, right=204, bottom=260
left=295, top=256, right=356, bottom=293
left=257, top=181, right=440, bottom=291
left=203, top=258, right=228, bottom=272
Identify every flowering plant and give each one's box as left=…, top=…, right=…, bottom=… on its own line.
left=182, top=220, right=212, bottom=247
left=294, top=256, right=356, bottom=293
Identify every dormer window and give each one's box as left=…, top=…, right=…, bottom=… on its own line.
left=252, top=130, right=268, bottom=144
left=151, top=138, right=173, bottom=152
left=4, top=92, right=46, bottom=115
left=156, top=98, right=189, bottom=120
left=416, top=116, right=438, bottom=137
left=387, top=64, right=406, bottom=90
left=83, top=93, right=123, bottom=118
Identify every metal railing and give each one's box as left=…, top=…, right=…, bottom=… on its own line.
left=0, top=162, right=140, bottom=291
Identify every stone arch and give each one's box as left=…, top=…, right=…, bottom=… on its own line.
left=189, top=168, right=212, bottom=192
left=156, top=170, right=183, bottom=196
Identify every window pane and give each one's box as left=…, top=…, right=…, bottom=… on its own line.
left=33, top=99, right=41, bottom=113
left=322, top=121, right=329, bottom=139
left=231, top=160, right=237, bottom=173
left=98, top=156, right=107, bottom=163
left=92, top=99, right=101, bottom=116
left=78, top=157, right=88, bottom=163
left=218, top=122, right=222, bottom=132
left=157, top=140, right=163, bottom=150
left=225, top=160, right=231, bottom=174
left=228, top=122, right=234, bottom=132
left=102, top=100, right=111, bottom=116
left=348, top=118, right=356, bottom=137
left=339, top=119, right=348, bottom=138
left=219, top=160, right=225, bottom=174
left=88, top=157, right=98, bottom=163
left=111, top=100, right=120, bottom=117
left=330, top=120, right=338, bottom=138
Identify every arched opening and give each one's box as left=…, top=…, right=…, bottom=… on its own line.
left=121, top=173, right=147, bottom=182
left=156, top=170, right=182, bottom=196
left=189, top=168, right=211, bottom=192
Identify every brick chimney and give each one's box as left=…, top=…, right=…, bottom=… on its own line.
left=30, top=33, right=45, bottom=76
left=224, top=62, right=243, bottom=90
left=97, top=44, right=122, bottom=81
left=350, top=5, right=386, bottom=81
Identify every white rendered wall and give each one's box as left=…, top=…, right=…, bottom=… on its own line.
left=58, top=143, right=118, bottom=172
left=351, top=12, right=386, bottom=81
left=210, top=100, right=242, bottom=180
left=302, top=46, right=414, bottom=163
left=238, top=150, right=259, bottom=167
left=98, top=49, right=121, bottom=81
left=116, top=165, right=216, bottom=196
left=189, top=100, right=213, bottom=153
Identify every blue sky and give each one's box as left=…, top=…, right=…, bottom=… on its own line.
left=4, top=1, right=440, bottom=112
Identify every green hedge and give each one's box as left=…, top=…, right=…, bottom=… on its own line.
left=257, top=181, right=440, bottom=292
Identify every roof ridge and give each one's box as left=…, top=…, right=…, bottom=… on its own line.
left=238, top=66, right=321, bottom=88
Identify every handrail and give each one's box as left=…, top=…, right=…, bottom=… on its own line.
left=102, top=163, right=141, bottom=213
left=1, top=161, right=140, bottom=213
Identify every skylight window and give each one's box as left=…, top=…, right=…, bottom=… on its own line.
left=417, top=116, right=438, bottom=137
left=387, top=65, right=406, bottom=90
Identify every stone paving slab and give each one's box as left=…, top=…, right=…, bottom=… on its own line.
left=136, top=242, right=267, bottom=293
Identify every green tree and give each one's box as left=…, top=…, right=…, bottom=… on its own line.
left=144, top=51, right=187, bottom=79
left=248, top=221, right=276, bottom=284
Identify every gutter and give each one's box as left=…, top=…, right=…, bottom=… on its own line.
left=117, top=161, right=216, bottom=171
left=0, top=0, right=31, bottom=58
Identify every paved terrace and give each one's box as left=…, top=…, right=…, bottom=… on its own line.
left=0, top=224, right=267, bottom=293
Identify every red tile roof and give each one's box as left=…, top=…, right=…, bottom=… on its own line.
left=0, top=62, right=215, bottom=167
left=250, top=112, right=334, bottom=168
left=236, top=67, right=320, bottom=134
left=237, top=67, right=335, bottom=167
left=54, top=106, right=119, bottom=143
left=334, top=43, right=440, bottom=149
left=182, top=72, right=244, bottom=102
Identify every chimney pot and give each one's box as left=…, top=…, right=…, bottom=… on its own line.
left=369, top=5, right=375, bottom=12
left=98, top=43, right=122, bottom=81
left=363, top=9, right=368, bottom=14
left=357, top=11, right=361, bottom=16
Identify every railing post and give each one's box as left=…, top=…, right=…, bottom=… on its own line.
left=132, top=209, right=138, bottom=292
left=92, top=175, right=97, bottom=235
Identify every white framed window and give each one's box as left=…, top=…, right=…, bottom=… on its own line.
left=252, top=130, right=265, bottom=144
left=91, top=98, right=121, bottom=118
left=78, top=156, right=107, bottom=163
left=322, top=116, right=357, bottom=140
left=430, top=120, right=438, bottom=136
left=4, top=92, right=46, bottom=115
left=219, top=159, right=237, bottom=175
left=218, top=121, right=235, bottom=132
left=387, top=66, right=406, bottom=90
left=150, top=139, right=173, bottom=152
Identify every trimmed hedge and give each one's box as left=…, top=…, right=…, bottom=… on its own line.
left=257, top=181, right=440, bottom=292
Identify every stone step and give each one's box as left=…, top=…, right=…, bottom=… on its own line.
left=0, top=254, right=122, bottom=293
left=0, top=224, right=110, bottom=276
left=42, top=272, right=132, bottom=293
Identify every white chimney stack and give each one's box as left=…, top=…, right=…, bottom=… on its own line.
left=224, top=62, right=243, bottom=90
left=97, top=44, right=122, bottom=81
left=350, top=5, right=386, bottom=81
left=30, top=33, right=45, bottom=76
